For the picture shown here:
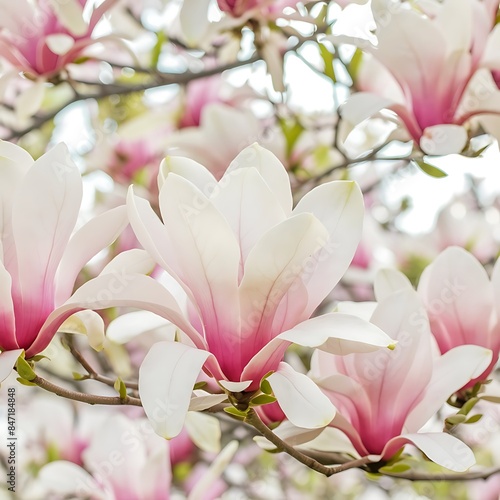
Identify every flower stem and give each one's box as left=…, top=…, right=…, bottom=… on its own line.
left=244, top=408, right=372, bottom=476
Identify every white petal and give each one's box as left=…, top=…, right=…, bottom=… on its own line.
left=48, top=0, right=87, bottom=36
left=374, top=268, right=413, bottom=302
left=58, top=310, right=105, bottom=351
left=106, top=311, right=171, bottom=345
left=267, top=362, right=336, bottom=429
left=277, top=313, right=396, bottom=354
left=293, top=180, right=364, bottom=316
left=210, top=167, right=286, bottom=273
left=158, top=155, right=216, bottom=193
left=100, top=248, right=156, bottom=277
left=225, top=143, right=292, bottom=215
left=383, top=433, right=475, bottom=472
left=13, top=143, right=81, bottom=309
left=218, top=380, right=252, bottom=392
left=55, top=206, right=128, bottom=304
left=420, top=125, right=468, bottom=155
left=185, top=411, right=221, bottom=453
left=239, top=213, right=328, bottom=343
left=189, top=393, right=228, bottom=412
left=33, top=273, right=206, bottom=356
left=158, top=173, right=241, bottom=337
left=340, top=92, right=395, bottom=128
left=187, top=441, right=239, bottom=500
left=45, top=33, right=75, bottom=55
left=38, top=461, right=110, bottom=500
left=0, top=349, right=23, bottom=383
left=16, top=79, right=46, bottom=119
left=139, top=341, right=211, bottom=439
left=179, top=0, right=211, bottom=46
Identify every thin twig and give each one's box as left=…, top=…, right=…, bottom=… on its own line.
left=32, top=374, right=142, bottom=407
left=66, top=336, right=139, bottom=390
left=244, top=408, right=372, bottom=476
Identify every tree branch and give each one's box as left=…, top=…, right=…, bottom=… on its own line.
left=244, top=408, right=372, bottom=476
left=32, top=374, right=142, bottom=407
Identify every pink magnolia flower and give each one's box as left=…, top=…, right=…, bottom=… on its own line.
left=36, top=414, right=172, bottom=500
left=0, top=140, right=128, bottom=377
left=117, top=143, right=394, bottom=438
left=417, top=246, right=500, bottom=389
left=335, top=0, right=500, bottom=155
left=0, top=0, right=117, bottom=78
left=167, top=103, right=287, bottom=179
left=311, top=283, right=492, bottom=471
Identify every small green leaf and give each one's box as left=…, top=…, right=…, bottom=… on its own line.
left=318, top=43, right=336, bottom=82
left=16, top=357, right=36, bottom=381
left=445, top=414, right=467, bottom=426
left=458, top=397, right=479, bottom=415
left=193, top=381, right=207, bottom=390
left=151, top=31, right=165, bottom=68
left=223, top=407, right=248, bottom=420
left=479, top=395, right=500, bottom=403
left=72, top=372, right=86, bottom=381
left=465, top=414, right=483, bottom=424
left=250, top=395, right=277, bottom=406
left=379, top=463, right=412, bottom=474
left=413, top=160, right=448, bottom=178
left=30, top=354, right=50, bottom=362
left=16, top=377, right=37, bottom=387
left=114, top=378, right=128, bottom=399
left=348, top=48, right=363, bottom=81
left=260, top=378, right=273, bottom=395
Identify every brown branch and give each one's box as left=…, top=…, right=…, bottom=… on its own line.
left=32, top=374, right=142, bottom=407
left=244, top=408, right=373, bottom=476
left=65, top=336, right=139, bottom=390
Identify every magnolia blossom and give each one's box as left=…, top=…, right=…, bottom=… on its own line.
left=311, top=283, right=492, bottom=471
left=334, top=0, right=500, bottom=155
left=167, top=103, right=286, bottom=179
left=418, top=246, right=500, bottom=388
left=0, top=0, right=116, bottom=78
left=0, top=141, right=128, bottom=378
left=117, top=143, right=395, bottom=438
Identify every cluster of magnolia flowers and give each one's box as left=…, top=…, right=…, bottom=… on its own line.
left=0, top=139, right=499, bottom=497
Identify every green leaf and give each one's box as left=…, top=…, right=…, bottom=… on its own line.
left=278, top=117, right=304, bottom=156
left=223, top=407, right=248, bottom=420
left=465, top=414, right=483, bottom=424
left=379, top=463, right=412, bottom=474
left=458, top=397, right=479, bottom=415
left=151, top=31, right=166, bottom=68
left=250, top=395, right=277, bottom=406
left=260, top=378, right=273, bottom=396
left=479, top=395, right=500, bottom=403
left=30, top=354, right=50, bottom=362
left=413, top=159, right=448, bottom=178
left=114, top=378, right=128, bottom=399
left=16, top=377, right=37, bottom=387
left=348, top=48, right=363, bottom=81
left=318, top=43, right=336, bottom=82
left=16, top=356, right=36, bottom=381
left=193, top=381, right=207, bottom=390
left=445, top=414, right=467, bottom=426
left=72, top=372, right=86, bottom=381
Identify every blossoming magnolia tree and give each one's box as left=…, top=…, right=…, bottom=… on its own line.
left=2, top=0, right=500, bottom=498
